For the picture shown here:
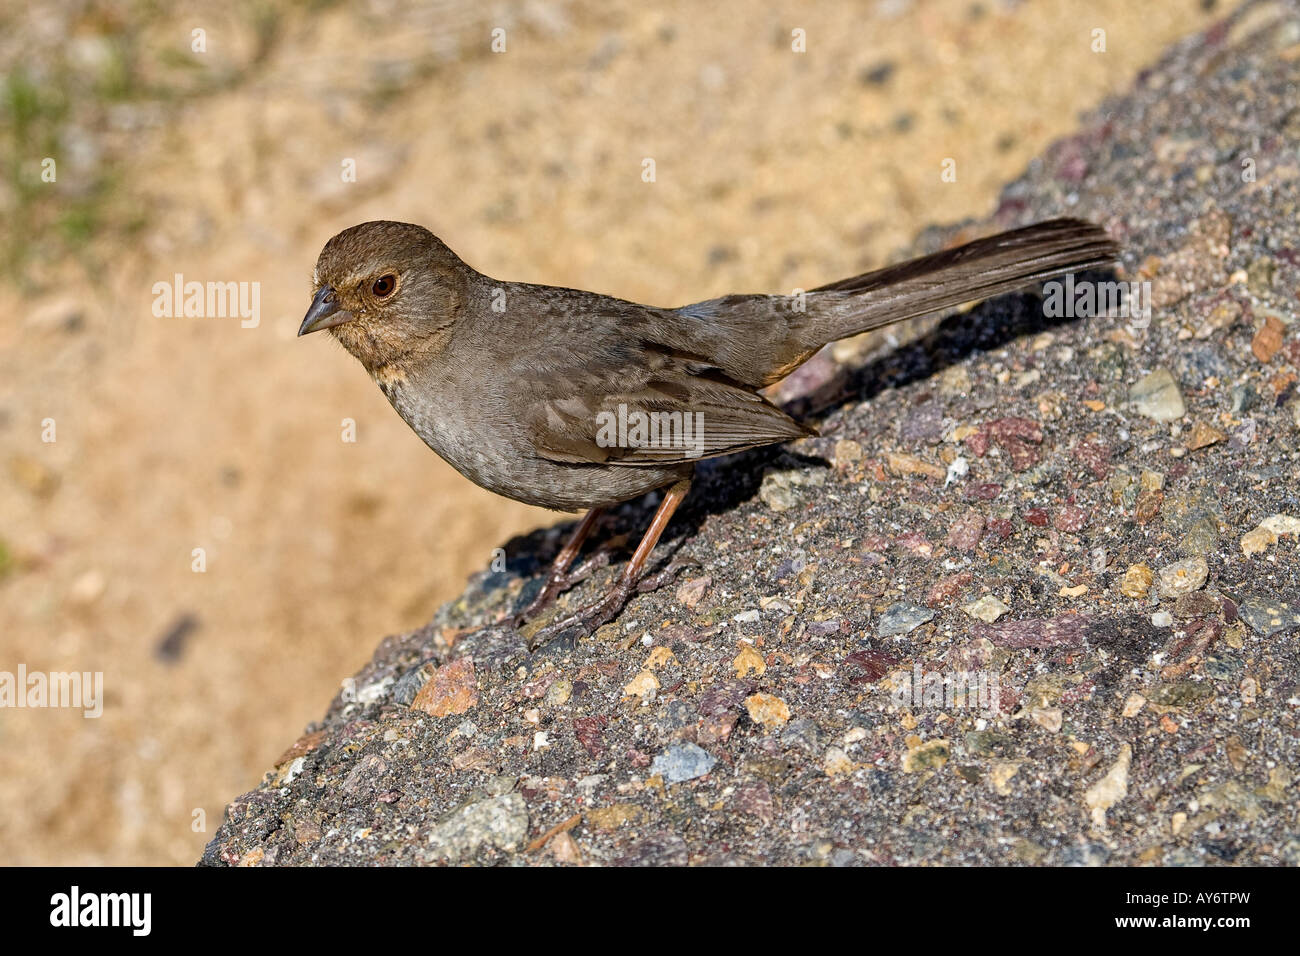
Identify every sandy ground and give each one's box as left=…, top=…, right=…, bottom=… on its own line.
left=0, top=0, right=1226, bottom=864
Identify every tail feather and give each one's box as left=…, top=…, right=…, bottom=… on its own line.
left=808, top=217, right=1118, bottom=341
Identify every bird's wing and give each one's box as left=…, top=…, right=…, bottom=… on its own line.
left=522, top=345, right=813, bottom=467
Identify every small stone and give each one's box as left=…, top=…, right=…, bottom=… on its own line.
left=822, top=746, right=855, bottom=776
left=1134, top=488, right=1164, bottom=523
left=745, top=692, right=791, bottom=728
left=1225, top=735, right=1249, bottom=772
left=1237, top=676, right=1258, bottom=707
left=843, top=649, right=899, bottom=683
left=1054, top=505, right=1090, bottom=532
left=987, top=760, right=1021, bottom=796
left=1151, top=611, right=1174, bottom=628
left=1084, top=744, right=1132, bottom=828
left=1156, top=556, right=1209, bottom=598
left=1121, top=693, right=1146, bottom=717
left=1242, top=514, right=1300, bottom=555
left=1237, top=596, right=1300, bottom=637
left=1230, top=383, right=1258, bottom=414
left=1178, top=518, right=1218, bottom=556
left=1024, top=507, right=1049, bottom=527
left=675, top=575, right=712, bottom=609
left=968, top=417, right=1044, bottom=470
left=549, top=831, right=583, bottom=864
left=1198, top=298, right=1243, bottom=339
left=1030, top=707, right=1063, bottom=732
left=878, top=602, right=936, bottom=636
left=946, top=511, right=985, bottom=551
left=1119, top=563, right=1154, bottom=598
left=1186, top=421, right=1227, bottom=450
left=944, top=456, right=969, bottom=486
left=886, top=451, right=946, bottom=481
left=894, top=531, right=933, bottom=558
left=1251, top=313, right=1285, bottom=363
left=643, top=647, right=675, bottom=672
left=902, top=737, right=950, bottom=772
left=1246, top=257, right=1276, bottom=296
left=1172, top=592, right=1219, bottom=619
left=733, top=644, right=766, bottom=678
left=623, top=670, right=660, bottom=699
left=939, top=365, right=972, bottom=395
left=1241, top=526, right=1277, bottom=556
left=1129, top=369, right=1185, bottom=422
left=585, top=803, right=645, bottom=831
left=1147, top=681, right=1214, bottom=707
left=1072, top=439, right=1112, bottom=479
left=410, top=658, right=478, bottom=717
left=963, top=595, right=1010, bottom=623
left=758, top=465, right=826, bottom=511
left=926, top=570, right=973, bottom=605
left=780, top=717, right=823, bottom=753
left=650, top=743, right=716, bottom=784
left=544, top=678, right=573, bottom=707
left=426, top=793, right=528, bottom=862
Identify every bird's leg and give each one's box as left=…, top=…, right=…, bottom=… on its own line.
left=513, top=507, right=604, bottom=625
left=635, top=554, right=703, bottom=593
left=528, top=477, right=692, bottom=652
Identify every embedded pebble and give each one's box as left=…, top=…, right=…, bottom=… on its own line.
left=877, top=602, right=936, bottom=636
left=425, top=793, right=528, bottom=862
left=650, top=743, right=717, bottom=784
left=1156, top=556, right=1208, bottom=598
left=1119, top=564, right=1154, bottom=598
left=1129, top=369, right=1185, bottom=421
left=1238, top=597, right=1300, bottom=638
left=963, top=596, right=1010, bottom=622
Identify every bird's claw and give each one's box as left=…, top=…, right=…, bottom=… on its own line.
left=511, top=549, right=614, bottom=628
left=525, top=580, right=633, bottom=652
left=522, top=555, right=698, bottom=652
left=635, top=556, right=700, bottom=594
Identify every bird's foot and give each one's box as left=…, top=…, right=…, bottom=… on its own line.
left=525, top=577, right=633, bottom=651
left=635, top=556, right=702, bottom=593
left=512, top=549, right=613, bottom=628
left=525, top=556, right=698, bottom=652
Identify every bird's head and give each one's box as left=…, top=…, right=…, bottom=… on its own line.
left=299, top=220, right=467, bottom=370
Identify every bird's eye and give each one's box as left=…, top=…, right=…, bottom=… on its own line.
left=371, top=274, right=397, bottom=298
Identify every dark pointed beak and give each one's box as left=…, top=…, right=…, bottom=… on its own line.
left=298, top=285, right=355, bottom=336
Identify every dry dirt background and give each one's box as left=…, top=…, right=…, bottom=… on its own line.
left=0, top=0, right=1226, bottom=865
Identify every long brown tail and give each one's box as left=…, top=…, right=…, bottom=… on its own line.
left=805, top=217, right=1118, bottom=343
left=665, top=218, right=1119, bottom=389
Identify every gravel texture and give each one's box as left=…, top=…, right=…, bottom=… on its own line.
left=202, top=0, right=1300, bottom=867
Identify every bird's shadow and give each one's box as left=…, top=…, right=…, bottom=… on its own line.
left=503, top=269, right=1114, bottom=580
